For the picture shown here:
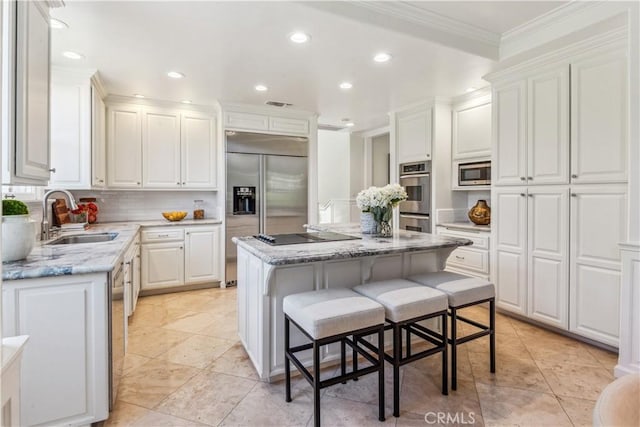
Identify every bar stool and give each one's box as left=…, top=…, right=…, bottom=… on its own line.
left=283, top=288, right=386, bottom=427
left=408, top=271, right=495, bottom=390
left=353, top=279, right=449, bottom=417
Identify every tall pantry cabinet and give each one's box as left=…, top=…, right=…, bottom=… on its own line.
left=489, top=39, right=628, bottom=347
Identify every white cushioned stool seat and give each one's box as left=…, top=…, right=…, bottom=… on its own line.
left=408, top=271, right=495, bottom=307
left=353, top=279, right=448, bottom=322
left=283, top=288, right=385, bottom=340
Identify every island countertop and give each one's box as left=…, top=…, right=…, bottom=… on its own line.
left=232, top=223, right=472, bottom=266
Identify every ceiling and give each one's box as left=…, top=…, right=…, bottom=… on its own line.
left=50, top=1, right=567, bottom=131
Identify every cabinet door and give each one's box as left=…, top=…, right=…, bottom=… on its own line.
left=1, top=274, right=109, bottom=426
left=269, top=117, right=309, bottom=135
left=14, top=1, right=51, bottom=182
left=107, top=105, right=142, bottom=188
left=493, top=81, right=527, bottom=185
left=527, top=187, right=569, bottom=328
left=571, top=50, right=628, bottom=183
left=141, top=242, right=184, bottom=290
left=225, top=111, right=269, bottom=131
left=570, top=185, right=626, bottom=346
left=492, top=187, right=528, bottom=314
left=91, top=85, right=107, bottom=187
left=396, top=105, right=432, bottom=163
left=181, top=113, right=216, bottom=188
left=49, top=77, right=91, bottom=188
left=452, top=98, right=491, bottom=160
left=184, top=227, right=220, bottom=284
left=142, top=109, right=181, bottom=188
left=527, top=66, right=569, bottom=184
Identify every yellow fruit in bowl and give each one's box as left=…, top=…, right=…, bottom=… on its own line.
left=162, top=211, right=187, bottom=222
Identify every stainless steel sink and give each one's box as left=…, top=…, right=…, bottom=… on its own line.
left=47, top=232, right=119, bottom=245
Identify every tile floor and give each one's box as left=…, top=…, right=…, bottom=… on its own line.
left=106, top=287, right=618, bottom=426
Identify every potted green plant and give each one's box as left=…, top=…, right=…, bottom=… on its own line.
left=2, top=199, right=36, bottom=262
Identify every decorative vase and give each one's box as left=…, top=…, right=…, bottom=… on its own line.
left=378, top=220, right=392, bottom=237
left=468, top=200, right=491, bottom=225
left=360, top=212, right=377, bottom=234
left=2, top=215, right=36, bottom=262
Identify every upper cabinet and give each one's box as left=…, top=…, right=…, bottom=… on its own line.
left=452, top=92, right=491, bottom=160
left=49, top=69, right=107, bottom=189
left=396, top=103, right=433, bottom=164
left=2, top=1, right=51, bottom=185
left=108, top=101, right=217, bottom=190
left=225, top=111, right=309, bottom=135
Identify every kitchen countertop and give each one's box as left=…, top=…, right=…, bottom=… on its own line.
left=438, top=222, right=491, bottom=232
left=232, top=223, right=472, bottom=266
left=2, top=219, right=222, bottom=281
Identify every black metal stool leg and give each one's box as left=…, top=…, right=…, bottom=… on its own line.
left=490, top=298, right=496, bottom=373
left=353, top=334, right=359, bottom=381
left=405, top=326, right=411, bottom=358
left=441, top=312, right=448, bottom=396
left=313, top=341, right=321, bottom=427
left=393, top=324, right=401, bottom=417
left=378, top=327, right=386, bottom=422
left=450, top=307, right=458, bottom=391
left=285, top=316, right=292, bottom=402
left=340, top=338, right=347, bottom=384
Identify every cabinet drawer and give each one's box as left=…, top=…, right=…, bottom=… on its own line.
left=269, top=117, right=309, bottom=135
left=225, top=112, right=269, bottom=131
left=437, top=227, right=489, bottom=249
left=446, top=247, right=489, bottom=274
left=141, top=227, right=184, bottom=242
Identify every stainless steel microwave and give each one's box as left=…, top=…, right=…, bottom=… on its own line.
left=458, top=161, right=491, bottom=186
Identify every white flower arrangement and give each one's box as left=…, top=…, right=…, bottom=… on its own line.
left=356, top=184, right=408, bottom=222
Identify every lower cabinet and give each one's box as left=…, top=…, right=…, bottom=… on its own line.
left=124, top=233, right=141, bottom=316
left=492, top=184, right=626, bottom=346
left=436, top=226, right=490, bottom=279
left=141, top=225, right=221, bottom=292
left=2, top=273, right=109, bottom=426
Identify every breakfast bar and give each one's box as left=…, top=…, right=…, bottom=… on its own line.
left=232, top=224, right=472, bottom=381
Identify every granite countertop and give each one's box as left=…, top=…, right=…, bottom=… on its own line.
left=2, top=218, right=222, bottom=281
left=438, top=222, right=491, bottom=232
left=232, top=223, right=472, bottom=266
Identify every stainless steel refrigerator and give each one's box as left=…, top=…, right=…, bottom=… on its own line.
left=225, top=131, right=308, bottom=284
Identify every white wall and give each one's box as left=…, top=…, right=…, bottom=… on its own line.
left=317, top=130, right=350, bottom=205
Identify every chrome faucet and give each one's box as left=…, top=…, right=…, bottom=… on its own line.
left=42, top=189, right=78, bottom=241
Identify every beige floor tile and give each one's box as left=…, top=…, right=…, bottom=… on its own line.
left=586, top=346, right=619, bottom=371
left=557, top=396, right=597, bottom=427
left=104, top=400, right=150, bottom=426
left=162, top=311, right=220, bottom=334
left=118, top=359, right=199, bottom=409
left=537, top=361, right=614, bottom=401
left=308, top=395, right=396, bottom=427
left=122, top=352, right=152, bottom=376
left=220, top=379, right=313, bottom=426
left=157, top=335, right=235, bottom=369
left=195, top=314, right=240, bottom=341
left=469, top=351, right=551, bottom=393
left=207, top=342, right=260, bottom=380
left=475, top=382, right=572, bottom=426
left=525, top=337, right=602, bottom=368
left=396, top=409, right=485, bottom=427
left=155, top=371, right=256, bottom=426
left=126, top=326, right=192, bottom=358
left=410, top=343, right=473, bottom=386
left=127, top=303, right=190, bottom=331
left=464, top=331, right=529, bottom=356
left=131, top=410, right=209, bottom=426
left=136, top=292, right=179, bottom=306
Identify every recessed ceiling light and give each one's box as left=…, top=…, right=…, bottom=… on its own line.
left=373, top=52, right=392, bottom=63
left=167, top=71, right=185, bottom=79
left=339, top=82, right=353, bottom=90
left=133, top=94, right=145, bottom=98
left=289, top=32, right=311, bottom=44
left=50, top=18, right=68, bottom=29
left=181, top=100, right=192, bottom=104
left=466, top=87, right=477, bottom=93
left=345, top=122, right=355, bottom=127
left=62, top=51, right=84, bottom=60
left=341, top=118, right=355, bottom=127
left=255, top=84, right=268, bottom=92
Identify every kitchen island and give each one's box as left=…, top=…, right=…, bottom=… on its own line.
left=232, top=224, right=472, bottom=381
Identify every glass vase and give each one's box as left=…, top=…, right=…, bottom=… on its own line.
left=378, top=220, right=392, bottom=237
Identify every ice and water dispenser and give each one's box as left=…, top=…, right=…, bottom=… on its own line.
left=233, top=186, right=256, bottom=215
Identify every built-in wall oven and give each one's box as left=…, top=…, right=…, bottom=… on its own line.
left=399, top=161, right=431, bottom=233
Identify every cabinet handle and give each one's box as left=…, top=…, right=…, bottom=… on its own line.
left=157, top=234, right=170, bottom=237
left=179, top=246, right=183, bottom=250
left=186, top=232, right=190, bottom=235
left=571, top=174, right=578, bottom=179
left=455, top=256, right=465, bottom=260
left=137, top=182, right=141, bottom=185
left=520, top=177, right=526, bottom=181
left=527, top=177, right=533, bottom=180
left=49, top=168, right=56, bottom=173
left=125, top=261, right=131, bottom=266
left=571, top=193, right=577, bottom=197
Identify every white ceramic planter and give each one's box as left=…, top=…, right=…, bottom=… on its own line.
left=2, top=215, right=35, bottom=262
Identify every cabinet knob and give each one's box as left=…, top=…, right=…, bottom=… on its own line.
left=520, top=177, right=526, bottom=181
left=571, top=193, right=577, bottom=197
left=49, top=168, right=56, bottom=173
left=137, top=182, right=141, bottom=185
left=520, top=193, right=526, bottom=197
left=179, top=246, right=183, bottom=250
left=426, top=154, right=430, bottom=158
left=177, top=182, right=181, bottom=185
left=182, top=182, right=186, bottom=185
left=528, top=194, right=533, bottom=197
left=527, top=177, right=533, bottom=180
left=571, top=174, right=578, bottom=179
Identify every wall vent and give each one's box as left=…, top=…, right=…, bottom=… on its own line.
left=265, top=101, right=293, bottom=107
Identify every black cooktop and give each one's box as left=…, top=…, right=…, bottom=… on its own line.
left=255, top=231, right=360, bottom=246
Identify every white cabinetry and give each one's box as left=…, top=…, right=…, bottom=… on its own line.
left=142, top=108, right=181, bottom=188
left=124, top=233, right=141, bottom=316
left=225, top=111, right=309, bottom=135
left=493, top=81, right=527, bottom=186
left=2, top=273, right=109, bottom=426
left=2, top=1, right=51, bottom=184
left=181, top=112, right=217, bottom=188
left=395, top=104, right=432, bottom=163
left=569, top=185, right=627, bottom=346
left=50, top=69, right=107, bottom=189
left=436, top=226, right=490, bottom=279
left=452, top=94, right=491, bottom=160
left=141, top=225, right=221, bottom=292
left=107, top=104, right=143, bottom=188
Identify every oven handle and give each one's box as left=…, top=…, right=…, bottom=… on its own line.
left=399, top=213, right=430, bottom=219
left=400, top=173, right=430, bottom=179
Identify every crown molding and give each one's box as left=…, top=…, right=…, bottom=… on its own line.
left=500, top=1, right=632, bottom=60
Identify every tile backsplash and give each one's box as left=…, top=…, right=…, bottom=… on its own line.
left=70, top=190, right=219, bottom=222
